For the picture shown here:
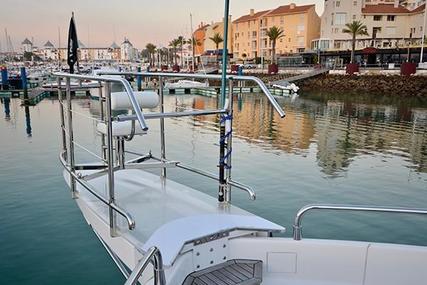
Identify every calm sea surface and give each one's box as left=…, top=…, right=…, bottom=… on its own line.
left=0, top=91, right=426, bottom=284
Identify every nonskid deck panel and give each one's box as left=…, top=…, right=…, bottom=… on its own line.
left=183, top=259, right=262, bottom=285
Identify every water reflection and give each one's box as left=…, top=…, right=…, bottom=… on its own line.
left=24, top=106, right=32, bottom=137
left=168, top=93, right=427, bottom=176
left=1, top=97, right=11, bottom=120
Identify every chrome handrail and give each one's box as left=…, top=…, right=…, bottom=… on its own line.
left=59, top=151, right=136, bottom=230
left=124, top=247, right=165, bottom=285
left=96, top=71, right=286, bottom=118
left=293, top=204, right=427, bottom=240
left=53, top=72, right=148, bottom=131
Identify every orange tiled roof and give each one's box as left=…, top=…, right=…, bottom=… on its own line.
left=233, top=10, right=271, bottom=23
left=361, top=4, right=410, bottom=13
left=267, top=4, right=315, bottom=16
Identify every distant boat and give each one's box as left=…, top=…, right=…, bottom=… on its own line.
left=164, top=79, right=209, bottom=89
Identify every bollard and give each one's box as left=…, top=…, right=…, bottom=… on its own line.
left=1, top=67, right=8, bottom=90
left=20, top=67, right=29, bottom=101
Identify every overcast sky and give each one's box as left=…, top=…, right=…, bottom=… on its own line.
left=0, top=0, right=324, bottom=50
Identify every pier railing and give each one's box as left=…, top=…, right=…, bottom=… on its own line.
left=53, top=71, right=285, bottom=238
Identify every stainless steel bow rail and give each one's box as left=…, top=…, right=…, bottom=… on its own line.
left=292, top=204, right=427, bottom=240
left=53, top=71, right=285, bottom=230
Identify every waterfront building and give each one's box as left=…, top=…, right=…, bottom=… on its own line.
left=120, top=38, right=138, bottom=62
left=232, top=4, right=321, bottom=61
left=313, top=0, right=426, bottom=63
left=193, top=23, right=209, bottom=56
left=204, top=16, right=233, bottom=54
left=21, top=38, right=33, bottom=53
left=41, top=41, right=58, bottom=61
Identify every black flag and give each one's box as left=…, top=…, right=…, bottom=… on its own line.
left=67, top=13, right=79, bottom=74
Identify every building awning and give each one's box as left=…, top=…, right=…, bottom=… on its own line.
left=363, top=47, right=377, bottom=54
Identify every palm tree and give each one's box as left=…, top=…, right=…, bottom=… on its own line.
left=266, top=26, right=284, bottom=64
left=177, top=36, right=185, bottom=66
left=342, top=20, right=369, bottom=64
left=188, top=37, right=201, bottom=69
left=169, top=39, right=180, bottom=65
left=209, top=33, right=223, bottom=66
left=145, top=43, right=157, bottom=67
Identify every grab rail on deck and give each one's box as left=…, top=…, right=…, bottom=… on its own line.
left=53, top=72, right=149, bottom=131
left=96, top=71, right=286, bottom=118
left=124, top=246, right=165, bottom=285
left=293, top=204, right=427, bottom=240
left=59, top=151, right=136, bottom=230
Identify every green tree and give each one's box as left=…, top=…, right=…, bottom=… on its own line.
left=169, top=38, right=180, bottom=65
left=342, top=20, right=369, bottom=64
left=188, top=37, right=201, bottom=69
left=266, top=26, right=284, bottom=64
left=209, top=33, right=223, bottom=66
left=177, top=36, right=185, bottom=66
left=145, top=43, right=157, bottom=67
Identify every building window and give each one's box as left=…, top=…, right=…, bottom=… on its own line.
left=373, top=15, right=382, bottom=21
left=331, top=13, right=334, bottom=25
left=387, top=15, right=395, bottom=21
left=334, top=41, right=341, bottom=49
left=297, top=36, right=305, bottom=46
left=252, top=31, right=257, bottom=37
left=280, top=16, right=284, bottom=25
left=297, top=25, right=305, bottom=32
left=336, top=1, right=340, bottom=7
left=353, top=14, right=357, bottom=20
left=372, top=27, right=381, bottom=38
left=353, top=1, right=357, bottom=5
left=334, top=13, right=347, bottom=25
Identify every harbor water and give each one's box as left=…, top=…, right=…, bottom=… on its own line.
left=0, top=92, right=426, bottom=284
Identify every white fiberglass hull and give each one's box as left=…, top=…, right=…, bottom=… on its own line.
left=66, top=168, right=427, bottom=285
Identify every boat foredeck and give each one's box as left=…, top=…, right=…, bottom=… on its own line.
left=71, top=169, right=284, bottom=265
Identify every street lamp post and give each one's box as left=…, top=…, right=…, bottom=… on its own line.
left=420, top=3, right=427, bottom=64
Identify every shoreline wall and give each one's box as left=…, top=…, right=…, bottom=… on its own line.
left=297, top=74, right=427, bottom=98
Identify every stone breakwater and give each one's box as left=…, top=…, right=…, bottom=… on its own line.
left=209, top=73, right=426, bottom=97
left=296, top=74, right=427, bottom=98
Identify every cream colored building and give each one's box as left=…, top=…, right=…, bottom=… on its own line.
left=203, top=16, right=233, bottom=53
left=314, top=0, right=426, bottom=51
left=232, top=4, right=321, bottom=60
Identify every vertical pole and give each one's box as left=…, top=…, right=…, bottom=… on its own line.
left=20, top=67, right=28, bottom=99
left=137, top=67, right=142, bottom=91
left=159, top=76, right=166, bottom=179
left=224, top=79, right=234, bottom=202
left=1, top=67, right=8, bottom=90
left=103, top=82, right=117, bottom=235
left=218, top=0, right=230, bottom=202
left=105, top=82, right=117, bottom=236
left=420, top=6, right=427, bottom=64
left=58, top=77, right=67, bottom=157
left=99, top=81, right=107, bottom=161
left=66, top=77, right=77, bottom=198
left=220, top=0, right=230, bottom=107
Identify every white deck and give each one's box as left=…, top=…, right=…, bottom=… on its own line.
left=70, top=168, right=284, bottom=266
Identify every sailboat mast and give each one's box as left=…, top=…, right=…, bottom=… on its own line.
left=190, top=13, right=195, bottom=71
left=58, top=27, right=61, bottom=69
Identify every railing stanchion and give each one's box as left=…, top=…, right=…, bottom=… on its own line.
left=224, top=78, right=234, bottom=202
left=57, top=77, right=67, bottom=157
left=99, top=81, right=107, bottom=160
left=105, top=81, right=117, bottom=236
left=159, top=76, right=166, bottom=179
left=65, top=77, right=77, bottom=198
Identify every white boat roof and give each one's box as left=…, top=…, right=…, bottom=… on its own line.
left=73, top=169, right=285, bottom=266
